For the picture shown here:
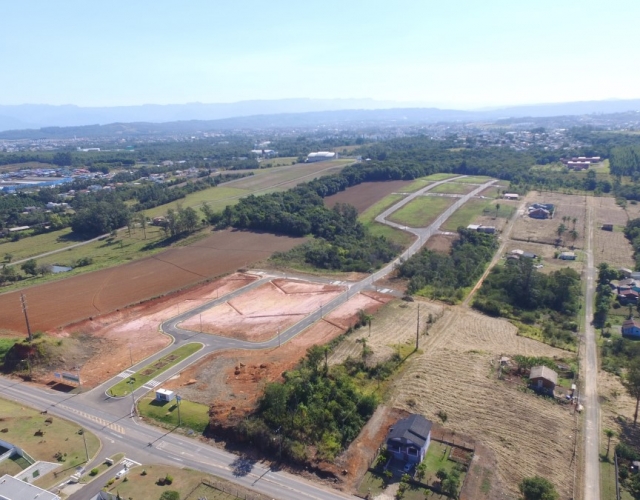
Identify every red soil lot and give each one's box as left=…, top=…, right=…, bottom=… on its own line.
left=324, top=180, right=412, bottom=213
left=0, top=229, right=303, bottom=334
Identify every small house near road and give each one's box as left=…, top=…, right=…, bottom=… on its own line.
left=529, top=366, right=558, bottom=395
left=618, top=290, right=639, bottom=304
left=386, top=414, right=432, bottom=464
left=559, top=251, right=576, bottom=261
left=622, top=319, right=640, bottom=338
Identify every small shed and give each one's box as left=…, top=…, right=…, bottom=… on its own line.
left=478, top=226, right=496, bottom=234
left=559, top=251, right=576, bottom=260
left=601, top=224, right=614, bottom=231
left=155, top=388, right=175, bottom=402
left=503, top=193, right=519, bottom=200
left=529, top=365, right=558, bottom=394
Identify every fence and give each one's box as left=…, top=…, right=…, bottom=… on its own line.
left=197, top=478, right=271, bottom=500
left=614, top=453, right=621, bottom=500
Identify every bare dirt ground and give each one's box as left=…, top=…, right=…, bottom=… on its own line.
left=590, top=197, right=635, bottom=269
left=390, top=306, right=577, bottom=499
left=47, top=273, right=258, bottom=388
left=512, top=192, right=588, bottom=249
left=163, top=292, right=393, bottom=423
left=180, top=279, right=345, bottom=342
left=425, top=233, right=458, bottom=253
left=0, top=230, right=303, bottom=334
left=599, top=369, right=640, bottom=456
left=324, top=181, right=413, bottom=213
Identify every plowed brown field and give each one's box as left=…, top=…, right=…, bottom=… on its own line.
left=324, top=180, right=413, bottom=213
left=0, top=230, right=303, bottom=334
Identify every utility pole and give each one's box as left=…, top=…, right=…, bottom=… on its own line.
left=416, top=304, right=420, bottom=351
left=81, top=428, right=88, bottom=462
left=20, top=294, right=33, bottom=343
left=128, top=378, right=135, bottom=416
left=176, top=395, right=182, bottom=427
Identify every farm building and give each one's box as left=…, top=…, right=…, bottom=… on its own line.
left=620, top=268, right=634, bottom=278
left=529, top=365, right=558, bottom=395
left=386, top=414, right=432, bottom=464
left=618, top=290, right=639, bottom=304
left=467, top=224, right=496, bottom=234
left=528, top=207, right=551, bottom=219
left=622, top=319, right=640, bottom=338
left=559, top=252, right=576, bottom=260
left=601, top=224, right=614, bottom=231
left=250, top=149, right=277, bottom=158
left=0, top=474, right=60, bottom=500
left=306, top=151, right=337, bottom=162
left=503, top=193, right=519, bottom=200
left=510, top=249, right=537, bottom=259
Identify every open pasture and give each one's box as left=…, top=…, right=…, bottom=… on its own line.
left=511, top=192, right=587, bottom=249
left=429, top=182, right=477, bottom=195
left=324, top=180, right=412, bottom=213
left=590, top=197, right=635, bottom=268
left=387, top=196, right=456, bottom=228
left=180, top=278, right=345, bottom=342
left=0, top=230, right=303, bottom=334
left=391, top=307, right=576, bottom=499
left=440, top=198, right=516, bottom=232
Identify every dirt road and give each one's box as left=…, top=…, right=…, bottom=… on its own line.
left=583, top=199, right=600, bottom=500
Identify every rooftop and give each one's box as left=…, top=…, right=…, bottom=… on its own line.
left=387, top=414, right=432, bottom=448
left=529, top=365, right=558, bottom=385
left=0, top=474, right=60, bottom=500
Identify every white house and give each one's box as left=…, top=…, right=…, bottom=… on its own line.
left=306, top=152, right=337, bottom=162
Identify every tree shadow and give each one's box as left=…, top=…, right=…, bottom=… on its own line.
left=230, top=455, right=256, bottom=477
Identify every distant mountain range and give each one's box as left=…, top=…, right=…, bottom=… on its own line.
left=0, top=98, right=639, bottom=136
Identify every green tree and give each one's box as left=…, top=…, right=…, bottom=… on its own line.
left=557, top=223, right=567, bottom=242
left=519, top=476, right=559, bottom=500
left=495, top=203, right=501, bottom=218
left=604, top=428, right=615, bottom=458
left=21, top=259, right=37, bottom=276
left=625, top=359, right=640, bottom=426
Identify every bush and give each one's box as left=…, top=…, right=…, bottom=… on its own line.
left=89, top=468, right=99, bottom=476
left=159, top=492, right=180, bottom=500
left=164, top=474, right=173, bottom=485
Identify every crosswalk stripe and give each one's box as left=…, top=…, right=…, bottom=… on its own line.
left=60, top=405, right=126, bottom=434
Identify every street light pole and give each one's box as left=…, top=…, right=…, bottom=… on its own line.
left=176, top=395, right=182, bottom=427
left=128, top=378, right=135, bottom=416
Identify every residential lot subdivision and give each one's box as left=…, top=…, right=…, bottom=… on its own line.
left=590, top=196, right=635, bottom=269
left=0, top=230, right=303, bottom=334
left=179, top=278, right=345, bottom=342
left=160, top=291, right=393, bottom=427
left=512, top=191, right=588, bottom=249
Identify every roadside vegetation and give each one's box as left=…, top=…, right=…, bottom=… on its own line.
left=473, top=258, right=581, bottom=349
left=398, top=228, right=497, bottom=302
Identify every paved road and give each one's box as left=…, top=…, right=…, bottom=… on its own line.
left=583, top=200, right=600, bottom=500
left=0, top=174, right=496, bottom=499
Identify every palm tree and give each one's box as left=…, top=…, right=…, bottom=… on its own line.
left=604, top=429, right=615, bottom=457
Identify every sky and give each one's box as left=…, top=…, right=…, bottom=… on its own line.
left=2, top=0, right=639, bottom=109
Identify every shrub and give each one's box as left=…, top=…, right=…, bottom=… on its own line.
left=164, top=474, right=173, bottom=485
left=89, top=468, right=99, bottom=476
left=159, top=492, right=180, bottom=500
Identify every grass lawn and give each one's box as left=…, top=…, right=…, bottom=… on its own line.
left=0, top=337, right=20, bottom=368
left=259, top=156, right=297, bottom=168
left=0, top=398, right=100, bottom=487
left=108, top=343, right=203, bottom=397
left=0, top=227, right=79, bottom=262
left=359, top=194, right=407, bottom=224
left=441, top=199, right=515, bottom=232
left=143, top=186, right=250, bottom=218
left=429, top=182, right=476, bottom=195
left=0, top=455, right=30, bottom=476
left=422, top=441, right=466, bottom=487
left=388, top=196, right=455, bottom=228
left=357, top=472, right=386, bottom=497
left=456, top=175, right=493, bottom=184
left=102, top=464, right=261, bottom=500
left=366, top=222, right=416, bottom=249
left=138, top=394, right=209, bottom=433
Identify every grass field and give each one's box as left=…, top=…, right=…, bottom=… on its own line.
left=366, top=222, right=416, bottom=249
left=404, top=173, right=459, bottom=192
left=144, top=186, right=250, bottom=218
left=138, top=394, right=209, bottom=432
left=429, top=182, right=476, bottom=195
left=79, top=453, right=124, bottom=483
left=388, top=196, right=455, bottom=228
left=441, top=199, right=515, bottom=232
left=108, top=343, right=203, bottom=397
left=0, top=227, right=81, bottom=262
left=0, top=398, right=100, bottom=485
left=456, top=175, right=493, bottom=184
left=422, top=441, right=466, bottom=487
left=359, top=194, right=407, bottom=224
left=259, top=156, right=297, bottom=168
left=101, top=464, right=269, bottom=500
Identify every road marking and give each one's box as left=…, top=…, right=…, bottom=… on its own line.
left=143, top=379, right=161, bottom=389
left=60, top=405, right=126, bottom=434
left=122, top=458, right=140, bottom=468
left=115, top=369, right=135, bottom=378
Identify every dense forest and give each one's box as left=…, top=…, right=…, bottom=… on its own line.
left=397, top=228, right=498, bottom=302
left=473, top=258, right=581, bottom=347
